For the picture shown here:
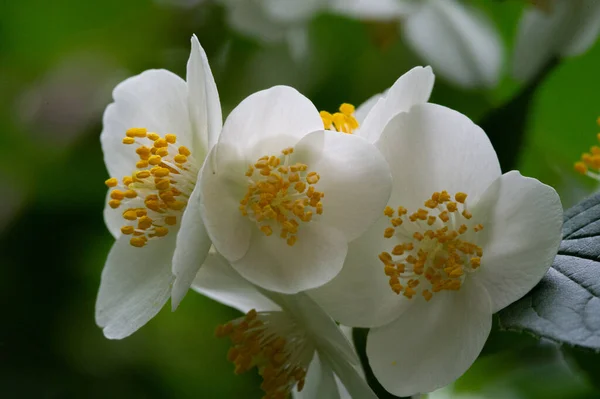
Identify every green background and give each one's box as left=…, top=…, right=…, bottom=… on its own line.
left=1, top=0, right=599, bottom=397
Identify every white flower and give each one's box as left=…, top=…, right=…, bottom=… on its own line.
left=192, top=250, right=377, bottom=399
left=97, top=35, right=222, bottom=339
left=309, top=103, right=563, bottom=396
left=197, top=85, right=392, bottom=294
left=217, top=0, right=324, bottom=60
left=513, top=0, right=600, bottom=82
left=330, top=0, right=503, bottom=89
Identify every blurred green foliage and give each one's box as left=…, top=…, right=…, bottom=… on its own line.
left=1, top=0, right=600, bottom=398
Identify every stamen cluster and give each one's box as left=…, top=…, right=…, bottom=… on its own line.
left=215, top=309, right=310, bottom=399
left=105, top=128, right=198, bottom=247
left=378, top=191, right=484, bottom=301
left=574, top=117, right=600, bottom=180
left=240, top=148, right=324, bottom=246
left=320, top=103, right=359, bottom=134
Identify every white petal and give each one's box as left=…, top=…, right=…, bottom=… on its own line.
left=232, top=222, right=348, bottom=293
left=170, top=184, right=212, bottom=310
left=367, top=281, right=492, bottom=396
left=512, top=2, right=569, bottom=82
left=511, top=0, right=600, bottom=81
left=359, top=66, right=434, bottom=143
left=101, top=69, right=192, bottom=179
left=186, top=35, right=222, bottom=155
left=216, top=85, right=323, bottom=164
left=354, top=93, right=383, bottom=124
left=227, top=0, right=287, bottom=43
left=377, top=103, right=501, bottom=211
left=559, top=0, right=600, bottom=57
left=292, top=353, right=340, bottom=399
left=470, top=171, right=563, bottom=313
left=262, top=0, right=321, bottom=23
left=191, top=250, right=280, bottom=313
left=329, top=0, right=414, bottom=21
left=95, top=234, right=176, bottom=339
left=402, top=0, right=502, bottom=88
left=309, top=216, right=412, bottom=328
left=199, top=145, right=253, bottom=262
left=271, top=292, right=364, bottom=369
left=294, top=130, right=392, bottom=241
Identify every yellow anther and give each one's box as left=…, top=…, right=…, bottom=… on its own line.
left=320, top=111, right=333, bottom=129
left=439, top=211, right=450, bottom=223
left=455, top=192, right=467, bottom=203
left=392, top=245, right=405, bottom=256
left=156, top=148, right=168, bottom=157
left=384, top=206, right=395, bottom=217
left=287, top=236, right=297, bottom=246
left=153, top=138, right=168, bottom=148
left=179, top=146, right=191, bottom=156
left=152, top=227, right=169, bottom=237
left=105, top=178, right=118, bottom=188
left=135, top=171, right=151, bottom=179
left=339, top=103, right=355, bottom=116
left=152, top=167, right=170, bottom=178
left=384, top=227, right=395, bottom=238
left=110, top=190, right=125, bottom=200
left=397, top=206, right=407, bottom=216
left=413, top=232, right=424, bottom=241
left=575, top=162, right=588, bottom=175
left=470, top=257, right=481, bottom=268
left=164, top=216, right=177, bottom=225
left=447, top=202, right=458, bottom=212
left=474, top=224, right=484, bottom=232
left=379, top=252, right=393, bottom=264
left=165, top=134, right=177, bottom=144
left=306, top=172, right=320, bottom=184
left=422, top=290, right=433, bottom=301
left=136, top=160, right=149, bottom=168
left=391, top=218, right=403, bottom=227
left=462, top=210, right=472, bottom=220
left=424, top=199, right=438, bottom=209
left=149, top=155, right=162, bottom=165
left=174, top=154, right=188, bottom=164
left=126, top=127, right=147, bottom=138
left=121, top=226, right=135, bottom=235
left=439, top=191, right=451, bottom=202
left=130, top=236, right=147, bottom=247
left=122, top=137, right=135, bottom=145
left=427, top=216, right=436, bottom=226
left=108, top=199, right=121, bottom=209
left=147, top=132, right=160, bottom=141
left=261, top=225, right=273, bottom=236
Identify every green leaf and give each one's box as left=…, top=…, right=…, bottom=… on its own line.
left=499, top=191, right=600, bottom=349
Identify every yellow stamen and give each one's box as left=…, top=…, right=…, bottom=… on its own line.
left=216, top=310, right=310, bottom=399
left=240, top=147, right=324, bottom=246
left=104, top=129, right=198, bottom=247
left=379, top=191, right=484, bottom=301
left=320, top=103, right=359, bottom=134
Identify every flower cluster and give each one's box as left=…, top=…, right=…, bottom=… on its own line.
left=97, top=36, right=563, bottom=398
